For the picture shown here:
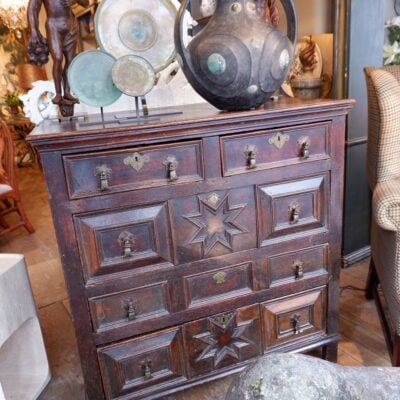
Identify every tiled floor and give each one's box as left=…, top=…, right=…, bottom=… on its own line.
left=0, top=163, right=391, bottom=399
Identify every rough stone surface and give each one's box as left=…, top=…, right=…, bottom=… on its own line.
left=225, top=353, right=400, bottom=400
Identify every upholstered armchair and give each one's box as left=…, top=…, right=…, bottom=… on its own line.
left=364, top=65, right=400, bottom=366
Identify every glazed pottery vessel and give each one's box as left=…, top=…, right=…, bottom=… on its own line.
left=174, top=0, right=297, bottom=110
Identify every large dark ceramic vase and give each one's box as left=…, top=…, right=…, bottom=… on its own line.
left=174, top=0, right=297, bottom=111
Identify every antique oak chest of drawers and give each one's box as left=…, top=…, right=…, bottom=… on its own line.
left=29, top=98, right=354, bottom=399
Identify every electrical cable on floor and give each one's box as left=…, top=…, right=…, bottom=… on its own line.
left=339, top=285, right=367, bottom=294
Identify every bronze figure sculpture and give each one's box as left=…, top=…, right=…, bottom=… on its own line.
left=27, top=0, right=89, bottom=116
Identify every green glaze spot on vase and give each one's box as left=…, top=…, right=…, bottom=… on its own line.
left=207, top=53, right=226, bottom=75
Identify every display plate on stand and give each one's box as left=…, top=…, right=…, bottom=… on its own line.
left=68, top=49, right=122, bottom=107
left=94, top=0, right=177, bottom=72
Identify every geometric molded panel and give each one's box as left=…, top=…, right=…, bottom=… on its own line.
left=183, top=304, right=262, bottom=377
left=261, top=287, right=326, bottom=350
left=98, top=328, right=186, bottom=399
left=74, top=203, right=173, bottom=283
left=171, top=188, right=257, bottom=264
left=258, top=174, right=328, bottom=246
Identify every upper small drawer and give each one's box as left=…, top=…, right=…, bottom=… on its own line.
left=63, top=140, right=204, bottom=199
left=220, top=122, right=330, bottom=176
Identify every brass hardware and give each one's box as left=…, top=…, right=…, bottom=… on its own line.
left=118, top=231, right=135, bottom=258
left=293, top=260, right=304, bottom=279
left=95, top=165, right=112, bottom=191
left=163, top=155, right=179, bottom=181
left=298, top=136, right=310, bottom=159
left=126, top=299, right=136, bottom=321
left=213, top=312, right=234, bottom=328
left=207, top=192, right=220, bottom=205
left=213, top=271, right=227, bottom=284
left=142, top=360, right=153, bottom=380
left=288, top=202, right=300, bottom=224
left=244, top=144, right=258, bottom=169
left=268, top=131, right=290, bottom=150
left=291, top=314, right=301, bottom=334
left=123, top=152, right=150, bottom=172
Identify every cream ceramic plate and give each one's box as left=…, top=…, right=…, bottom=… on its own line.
left=94, top=0, right=177, bottom=73
left=68, top=50, right=122, bottom=107
left=281, top=36, right=323, bottom=97
left=112, top=55, right=155, bottom=96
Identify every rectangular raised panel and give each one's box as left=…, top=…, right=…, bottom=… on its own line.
left=183, top=304, right=262, bottom=377
left=220, top=123, right=330, bottom=176
left=64, top=141, right=204, bottom=199
left=268, top=244, right=329, bottom=287
left=183, top=262, right=254, bottom=308
left=261, top=287, right=326, bottom=349
left=170, top=187, right=257, bottom=264
left=89, top=282, right=171, bottom=333
left=258, top=174, right=328, bottom=246
left=74, top=203, right=173, bottom=282
left=98, top=328, right=186, bottom=399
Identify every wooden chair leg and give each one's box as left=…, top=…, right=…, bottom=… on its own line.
left=393, top=334, right=400, bottom=367
left=366, top=257, right=378, bottom=300
left=15, top=199, right=34, bottom=233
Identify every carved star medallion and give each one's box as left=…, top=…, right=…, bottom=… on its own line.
left=194, top=312, right=254, bottom=366
left=184, top=193, right=247, bottom=255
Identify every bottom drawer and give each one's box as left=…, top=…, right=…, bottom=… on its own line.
left=261, top=287, right=326, bottom=350
left=98, top=328, right=187, bottom=400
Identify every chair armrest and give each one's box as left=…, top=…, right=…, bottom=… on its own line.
left=373, top=179, right=400, bottom=231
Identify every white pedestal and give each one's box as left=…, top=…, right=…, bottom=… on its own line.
left=0, top=254, right=51, bottom=400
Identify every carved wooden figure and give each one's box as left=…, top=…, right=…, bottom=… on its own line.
left=27, top=0, right=89, bottom=117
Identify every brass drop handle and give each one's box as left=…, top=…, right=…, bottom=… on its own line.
left=142, top=360, right=153, bottom=380
left=164, top=156, right=179, bottom=181
left=95, top=165, right=112, bottom=191
left=298, top=137, right=310, bottom=159
left=118, top=231, right=135, bottom=258
left=244, top=145, right=257, bottom=169
left=289, top=203, right=300, bottom=224
left=293, top=260, right=304, bottom=279
left=291, top=314, right=301, bottom=334
left=126, top=299, right=136, bottom=321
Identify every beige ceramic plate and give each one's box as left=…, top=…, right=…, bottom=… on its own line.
left=112, top=55, right=155, bottom=97
left=95, top=0, right=177, bottom=73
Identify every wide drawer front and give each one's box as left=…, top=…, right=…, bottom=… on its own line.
left=63, top=140, right=204, bottom=199
left=258, top=173, right=329, bottom=246
left=266, top=244, right=329, bottom=288
left=183, top=262, right=255, bottom=309
left=98, top=328, right=186, bottom=400
left=220, top=122, right=330, bottom=176
left=74, top=202, right=173, bottom=283
left=261, top=287, right=326, bottom=349
left=89, top=281, right=171, bottom=333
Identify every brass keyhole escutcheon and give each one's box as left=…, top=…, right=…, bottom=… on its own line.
left=269, top=131, right=290, bottom=150
left=124, top=152, right=150, bottom=172
left=213, top=271, right=227, bottom=284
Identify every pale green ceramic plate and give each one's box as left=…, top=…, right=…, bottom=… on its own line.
left=68, top=50, right=122, bottom=107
